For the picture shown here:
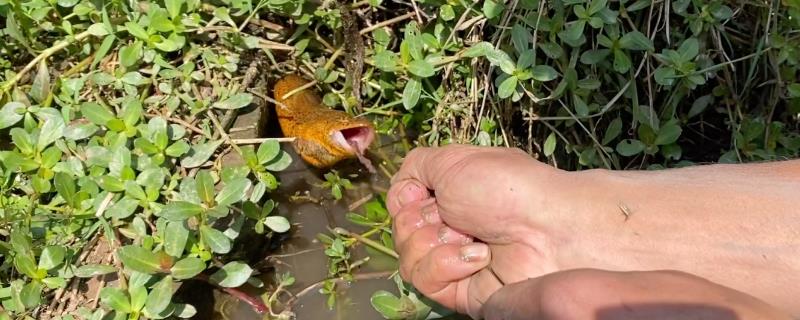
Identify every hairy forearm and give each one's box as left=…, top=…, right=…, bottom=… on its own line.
left=554, top=160, right=800, bottom=315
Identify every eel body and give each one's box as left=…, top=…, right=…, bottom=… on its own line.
left=273, top=74, right=376, bottom=172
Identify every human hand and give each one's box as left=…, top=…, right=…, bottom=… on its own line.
left=482, top=269, right=792, bottom=320
left=386, top=145, right=577, bottom=318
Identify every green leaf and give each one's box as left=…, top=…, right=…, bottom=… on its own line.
left=121, top=72, right=150, bottom=86
left=81, top=102, right=114, bottom=126
left=54, top=173, right=77, bottom=208
left=209, top=262, right=252, bottom=288
left=603, top=117, right=623, bottom=145
left=119, top=41, right=143, bottom=67
left=216, top=178, right=251, bottom=207
left=10, top=128, right=33, bottom=155
left=616, top=139, right=645, bottom=156
left=164, top=221, right=189, bottom=257
left=373, top=51, right=398, bottom=72
left=539, top=42, right=564, bottom=59
left=170, top=257, right=205, bottom=280
left=74, top=264, right=117, bottom=278
left=40, top=146, right=62, bottom=169
left=619, top=31, right=654, bottom=51
left=655, top=122, right=682, bottom=145
left=20, top=281, right=42, bottom=308
left=195, top=170, right=215, bottom=206
left=653, top=67, right=676, bottom=86
left=92, top=36, right=115, bottom=70
left=482, top=0, right=505, bottom=19
left=42, top=277, right=66, bottom=289
left=10, top=230, right=32, bottom=254
left=627, top=0, right=651, bottom=11
left=135, top=138, right=159, bottom=154
left=100, top=287, right=132, bottom=313
left=165, top=0, right=183, bottom=18
left=678, top=38, right=699, bottom=61
left=463, top=41, right=493, bottom=58
left=439, top=4, right=455, bottom=20
left=688, top=95, right=712, bottom=118
left=517, top=49, right=536, bottom=70
left=87, top=23, right=110, bottom=36
left=487, top=50, right=517, bottom=75
left=154, top=34, right=186, bottom=52
left=511, top=23, right=531, bottom=53
left=64, top=121, right=99, bottom=140
left=580, top=49, right=611, bottom=64
left=125, top=22, right=149, bottom=40
left=129, top=284, right=148, bottom=312
left=0, top=102, right=25, bottom=129
left=613, top=49, right=632, bottom=73
left=99, top=176, right=125, bottom=192
left=121, top=98, right=142, bottom=128
left=531, top=65, right=558, bottom=81
left=213, top=93, right=253, bottom=110
left=165, top=140, right=190, bottom=157
left=13, top=254, right=38, bottom=278
left=200, top=226, right=231, bottom=254
left=263, top=216, right=290, bottom=233
left=38, top=113, right=65, bottom=150
left=406, top=60, right=435, bottom=78
left=497, top=76, right=518, bottom=99
left=559, top=21, right=586, bottom=47
left=38, top=246, right=66, bottom=270
left=573, top=95, right=589, bottom=117
left=30, top=61, right=50, bottom=103
left=125, top=181, right=147, bottom=201
left=117, top=245, right=163, bottom=274
left=543, top=133, right=557, bottom=156
left=264, top=150, right=292, bottom=171
left=181, top=140, right=223, bottom=168
left=173, top=303, right=198, bottom=318
left=145, top=276, right=174, bottom=315
left=370, top=291, right=407, bottom=319
left=402, top=77, right=422, bottom=110
left=159, top=201, right=204, bottom=221
left=256, top=140, right=280, bottom=164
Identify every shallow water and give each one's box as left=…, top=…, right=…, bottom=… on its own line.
left=210, top=130, right=407, bottom=319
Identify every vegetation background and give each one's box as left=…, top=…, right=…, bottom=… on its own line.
left=0, top=0, right=798, bottom=318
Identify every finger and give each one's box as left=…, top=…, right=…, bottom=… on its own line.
left=387, top=179, right=430, bottom=217
left=409, top=243, right=493, bottom=310
left=391, top=145, right=479, bottom=189
left=397, top=224, right=474, bottom=280
left=392, top=198, right=440, bottom=249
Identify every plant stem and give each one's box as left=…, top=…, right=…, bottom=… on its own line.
left=334, top=227, right=398, bottom=259
left=2, top=30, right=94, bottom=94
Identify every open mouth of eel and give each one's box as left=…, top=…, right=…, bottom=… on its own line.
left=330, top=125, right=376, bottom=173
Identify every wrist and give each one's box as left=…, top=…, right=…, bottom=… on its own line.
left=539, top=167, right=634, bottom=270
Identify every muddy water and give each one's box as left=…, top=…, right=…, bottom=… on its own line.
left=213, top=125, right=408, bottom=319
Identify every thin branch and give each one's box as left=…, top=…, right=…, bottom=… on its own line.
left=359, top=12, right=416, bottom=35
left=231, top=137, right=296, bottom=144
left=2, top=30, right=94, bottom=94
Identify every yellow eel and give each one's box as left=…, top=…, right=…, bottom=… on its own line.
left=273, top=74, right=376, bottom=173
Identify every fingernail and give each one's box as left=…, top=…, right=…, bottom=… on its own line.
left=398, top=181, right=423, bottom=206
left=460, top=243, right=489, bottom=262
left=421, top=204, right=441, bottom=224
left=438, top=226, right=472, bottom=244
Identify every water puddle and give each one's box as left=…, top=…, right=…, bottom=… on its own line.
left=206, top=102, right=407, bottom=319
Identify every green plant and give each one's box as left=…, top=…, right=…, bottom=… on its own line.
left=320, top=170, right=354, bottom=200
